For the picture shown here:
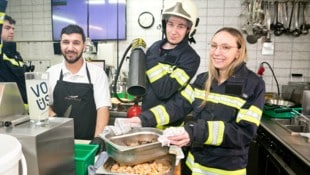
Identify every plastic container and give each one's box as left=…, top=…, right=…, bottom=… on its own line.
left=263, top=105, right=302, bottom=119
left=0, top=134, right=27, bottom=175
left=74, top=144, right=98, bottom=175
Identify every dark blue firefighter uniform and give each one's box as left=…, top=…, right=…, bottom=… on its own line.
left=139, top=63, right=265, bottom=174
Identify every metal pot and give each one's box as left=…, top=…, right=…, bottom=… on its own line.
left=265, top=98, right=295, bottom=107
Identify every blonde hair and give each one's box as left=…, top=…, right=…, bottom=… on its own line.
left=204, top=27, right=248, bottom=103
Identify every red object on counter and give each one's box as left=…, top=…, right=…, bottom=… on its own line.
left=127, top=103, right=142, bottom=118
left=257, top=65, right=265, bottom=76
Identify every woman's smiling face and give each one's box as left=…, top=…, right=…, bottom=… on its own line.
left=209, top=31, right=240, bottom=72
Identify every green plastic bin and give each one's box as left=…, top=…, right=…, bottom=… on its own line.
left=74, top=144, right=98, bottom=175
left=263, top=105, right=302, bottom=119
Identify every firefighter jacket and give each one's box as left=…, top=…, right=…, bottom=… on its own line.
left=0, top=41, right=28, bottom=103
left=142, top=38, right=200, bottom=112
left=139, top=63, right=265, bottom=174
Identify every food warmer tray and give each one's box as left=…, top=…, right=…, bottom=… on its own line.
left=96, top=154, right=176, bottom=175
left=100, top=127, right=170, bottom=165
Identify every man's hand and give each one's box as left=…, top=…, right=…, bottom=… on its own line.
left=111, top=117, right=142, bottom=135
left=89, top=137, right=105, bottom=155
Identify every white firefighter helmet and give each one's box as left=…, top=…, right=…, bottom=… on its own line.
left=162, top=0, right=199, bottom=42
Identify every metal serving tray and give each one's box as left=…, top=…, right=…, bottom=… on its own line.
left=100, top=127, right=169, bottom=165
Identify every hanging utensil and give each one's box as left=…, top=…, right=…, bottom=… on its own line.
left=253, top=0, right=264, bottom=39
left=262, top=3, right=274, bottom=56
left=300, top=2, right=308, bottom=35
left=306, top=1, right=310, bottom=30
left=270, top=0, right=276, bottom=30
left=293, top=2, right=301, bottom=37
left=261, top=1, right=269, bottom=35
left=274, top=1, right=283, bottom=36
left=246, top=0, right=258, bottom=43
left=281, top=1, right=289, bottom=34
left=287, top=1, right=295, bottom=34
left=266, top=10, right=272, bottom=41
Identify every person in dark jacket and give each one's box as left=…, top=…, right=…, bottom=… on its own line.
left=141, top=0, right=200, bottom=114
left=120, top=27, right=265, bottom=174
left=0, top=15, right=30, bottom=103
left=0, top=1, right=8, bottom=49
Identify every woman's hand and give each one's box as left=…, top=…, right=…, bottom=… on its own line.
left=160, top=127, right=191, bottom=147
left=168, top=131, right=190, bottom=147
left=126, top=116, right=142, bottom=127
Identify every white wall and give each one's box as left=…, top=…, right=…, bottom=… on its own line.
left=6, top=0, right=310, bottom=94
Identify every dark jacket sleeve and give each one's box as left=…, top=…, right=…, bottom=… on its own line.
left=148, top=45, right=200, bottom=100
left=139, top=73, right=207, bottom=127
left=221, top=73, right=265, bottom=148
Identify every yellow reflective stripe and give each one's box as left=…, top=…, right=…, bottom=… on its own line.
left=157, top=121, right=185, bottom=130
left=236, top=105, right=262, bottom=126
left=0, top=12, right=5, bottom=24
left=181, top=85, right=195, bottom=104
left=186, top=152, right=246, bottom=175
left=207, top=93, right=246, bottom=109
left=146, top=63, right=171, bottom=83
left=3, top=54, right=24, bottom=67
left=156, top=125, right=165, bottom=130
left=205, top=121, right=224, bottom=146
left=150, top=105, right=170, bottom=126
left=170, top=67, right=189, bottom=87
left=194, top=88, right=206, bottom=100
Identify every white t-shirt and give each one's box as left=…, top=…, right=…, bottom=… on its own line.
left=47, top=60, right=111, bottom=109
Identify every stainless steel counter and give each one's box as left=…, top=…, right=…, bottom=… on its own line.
left=260, top=117, right=310, bottom=167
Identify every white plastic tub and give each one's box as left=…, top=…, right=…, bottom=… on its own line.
left=0, top=134, right=27, bottom=175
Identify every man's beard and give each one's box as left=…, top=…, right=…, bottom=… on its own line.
left=63, top=51, right=83, bottom=64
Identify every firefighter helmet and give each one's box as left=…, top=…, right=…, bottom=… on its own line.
left=162, top=0, right=199, bottom=42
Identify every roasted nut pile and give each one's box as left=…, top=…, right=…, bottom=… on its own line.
left=110, top=160, right=171, bottom=175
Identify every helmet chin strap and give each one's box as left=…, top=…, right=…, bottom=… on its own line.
left=167, top=41, right=178, bottom=46
left=188, top=37, right=196, bottom=44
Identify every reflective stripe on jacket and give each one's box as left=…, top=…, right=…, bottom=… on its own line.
left=142, top=39, right=200, bottom=111
left=3, top=54, right=24, bottom=67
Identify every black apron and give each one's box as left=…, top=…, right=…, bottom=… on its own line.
left=53, top=64, right=97, bottom=140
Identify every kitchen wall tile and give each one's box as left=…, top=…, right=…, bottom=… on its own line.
left=274, top=51, right=293, bottom=60
left=293, top=42, right=310, bottom=52
left=207, top=8, right=224, bottom=16
left=274, top=42, right=294, bottom=51
left=274, top=60, right=292, bottom=69
left=207, top=16, right=224, bottom=25
left=5, top=0, right=310, bottom=95
left=292, top=52, right=310, bottom=60
left=225, top=0, right=242, bottom=8
left=208, top=0, right=225, bottom=8
left=292, top=60, right=310, bottom=69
